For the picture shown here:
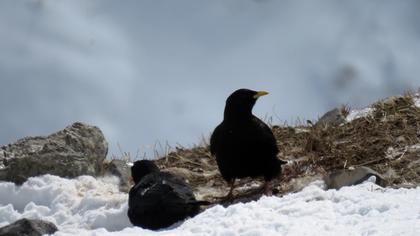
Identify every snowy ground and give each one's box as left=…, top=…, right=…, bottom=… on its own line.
left=345, top=94, right=420, bottom=123
left=345, top=107, right=374, bottom=122
left=0, top=175, right=419, bottom=236
left=414, top=94, right=420, bottom=108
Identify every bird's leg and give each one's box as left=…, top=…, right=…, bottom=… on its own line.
left=263, top=180, right=273, bottom=196
left=225, top=179, right=236, bottom=200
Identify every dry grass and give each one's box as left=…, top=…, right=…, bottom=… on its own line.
left=153, top=92, right=420, bottom=205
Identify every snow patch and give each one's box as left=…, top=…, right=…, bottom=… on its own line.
left=385, top=146, right=407, bottom=160
left=414, top=94, right=420, bottom=108
left=1, top=175, right=420, bottom=236
left=0, top=175, right=131, bottom=232
left=385, top=143, right=420, bottom=160
left=346, top=107, right=374, bottom=122
left=295, top=128, right=310, bottom=134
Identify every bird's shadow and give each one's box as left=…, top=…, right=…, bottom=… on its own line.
left=206, top=185, right=281, bottom=208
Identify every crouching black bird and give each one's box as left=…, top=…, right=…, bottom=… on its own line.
left=210, top=89, right=287, bottom=198
left=128, top=160, right=208, bottom=230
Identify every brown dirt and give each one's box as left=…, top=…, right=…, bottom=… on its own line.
left=155, top=92, right=420, bottom=206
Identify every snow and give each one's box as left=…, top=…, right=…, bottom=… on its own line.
left=1, top=176, right=420, bottom=236
left=346, top=107, right=374, bottom=122
left=0, top=175, right=130, bottom=232
left=414, top=94, right=420, bottom=108
left=345, top=92, right=420, bottom=122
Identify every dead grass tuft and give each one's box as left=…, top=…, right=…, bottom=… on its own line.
left=153, top=92, right=420, bottom=205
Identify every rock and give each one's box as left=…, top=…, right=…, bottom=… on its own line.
left=163, top=167, right=194, bottom=181
left=163, top=167, right=220, bottom=184
left=381, top=95, right=403, bottom=107
left=315, top=107, right=346, bottom=127
left=0, top=122, right=108, bottom=184
left=103, top=159, right=131, bottom=192
left=284, top=174, right=325, bottom=193
left=324, top=166, right=387, bottom=190
left=0, top=218, right=58, bottom=236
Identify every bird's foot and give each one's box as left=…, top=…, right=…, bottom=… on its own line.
left=215, top=179, right=236, bottom=203
left=224, top=191, right=234, bottom=201
left=225, top=179, right=236, bottom=200
left=214, top=191, right=234, bottom=204
left=263, top=181, right=273, bottom=196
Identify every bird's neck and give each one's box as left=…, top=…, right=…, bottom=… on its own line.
left=223, top=107, right=253, bottom=121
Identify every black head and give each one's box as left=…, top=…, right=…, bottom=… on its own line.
left=131, top=160, right=160, bottom=184
left=224, top=88, right=269, bottom=120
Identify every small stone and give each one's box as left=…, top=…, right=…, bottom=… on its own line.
left=0, top=122, right=108, bottom=184
left=0, top=218, right=58, bottom=236
left=324, top=166, right=387, bottom=190
left=396, top=136, right=406, bottom=143
left=315, top=108, right=346, bottom=127
left=103, top=159, right=131, bottom=192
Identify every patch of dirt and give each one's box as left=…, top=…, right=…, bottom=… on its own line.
left=155, top=92, right=420, bottom=206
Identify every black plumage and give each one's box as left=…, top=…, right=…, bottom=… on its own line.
left=210, top=89, right=286, bottom=197
left=128, top=160, right=205, bottom=230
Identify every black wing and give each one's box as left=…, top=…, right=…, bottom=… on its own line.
left=251, top=116, right=279, bottom=156
left=128, top=172, right=200, bottom=229
left=129, top=172, right=196, bottom=207
left=210, top=122, right=224, bottom=156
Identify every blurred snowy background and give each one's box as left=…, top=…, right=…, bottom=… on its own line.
left=1, top=0, right=419, bottom=157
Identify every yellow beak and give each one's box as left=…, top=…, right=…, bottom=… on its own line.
left=253, top=91, right=269, bottom=99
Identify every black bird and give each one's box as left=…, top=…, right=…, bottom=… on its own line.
left=128, top=160, right=207, bottom=230
left=210, top=89, right=286, bottom=198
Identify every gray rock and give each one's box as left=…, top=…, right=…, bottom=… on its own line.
left=315, top=107, right=346, bottom=127
left=0, top=218, right=58, bottom=236
left=103, top=159, right=131, bottom=192
left=324, top=166, right=387, bottom=190
left=0, top=122, right=108, bottom=184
